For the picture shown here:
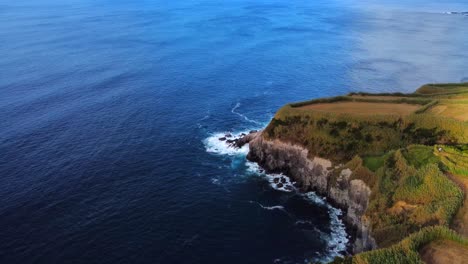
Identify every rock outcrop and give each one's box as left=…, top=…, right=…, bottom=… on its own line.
left=243, top=132, right=377, bottom=253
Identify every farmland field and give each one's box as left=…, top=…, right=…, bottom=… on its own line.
left=298, top=101, right=420, bottom=115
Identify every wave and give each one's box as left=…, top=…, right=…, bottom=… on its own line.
left=247, top=161, right=348, bottom=261
left=204, top=131, right=250, bottom=156
left=203, top=123, right=348, bottom=262
left=444, top=11, right=468, bottom=16
left=211, top=177, right=221, bottom=185
left=305, top=192, right=349, bottom=261
left=204, top=100, right=267, bottom=156
left=231, top=102, right=263, bottom=125
left=246, top=161, right=296, bottom=192
left=327, top=206, right=349, bottom=259
left=249, top=201, right=286, bottom=212
left=305, top=192, right=327, bottom=207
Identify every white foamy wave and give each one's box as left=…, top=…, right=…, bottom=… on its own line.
left=231, top=103, right=263, bottom=125
left=245, top=156, right=348, bottom=260
left=305, top=192, right=349, bottom=261
left=326, top=206, right=349, bottom=260
left=305, top=192, right=327, bottom=206
left=245, top=161, right=296, bottom=192
left=204, top=132, right=250, bottom=156
left=249, top=201, right=285, bottom=211
left=245, top=161, right=265, bottom=174
left=266, top=174, right=296, bottom=192
left=211, top=177, right=220, bottom=185
left=261, top=204, right=285, bottom=211
left=444, top=11, right=468, bottom=16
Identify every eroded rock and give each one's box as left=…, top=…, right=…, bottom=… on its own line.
left=244, top=131, right=376, bottom=253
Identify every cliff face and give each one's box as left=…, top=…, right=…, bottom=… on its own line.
left=245, top=132, right=377, bottom=253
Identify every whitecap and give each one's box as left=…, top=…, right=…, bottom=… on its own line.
left=261, top=205, right=285, bottom=211
left=444, top=11, right=468, bottom=16
left=211, top=177, right=220, bottom=185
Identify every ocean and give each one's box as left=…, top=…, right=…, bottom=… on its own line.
left=1, top=0, right=467, bottom=263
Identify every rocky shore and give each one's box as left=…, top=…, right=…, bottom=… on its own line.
left=236, top=131, right=377, bottom=254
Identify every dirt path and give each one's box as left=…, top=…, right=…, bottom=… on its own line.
left=420, top=240, right=468, bottom=264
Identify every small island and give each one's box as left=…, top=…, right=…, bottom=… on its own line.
left=238, top=83, right=468, bottom=263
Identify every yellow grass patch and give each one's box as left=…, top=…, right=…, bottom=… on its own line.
left=430, top=104, right=468, bottom=121
left=298, top=102, right=420, bottom=116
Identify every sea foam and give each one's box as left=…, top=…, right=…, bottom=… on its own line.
left=204, top=131, right=250, bottom=156
left=204, top=127, right=349, bottom=262
left=305, top=192, right=349, bottom=261
left=246, top=161, right=296, bottom=192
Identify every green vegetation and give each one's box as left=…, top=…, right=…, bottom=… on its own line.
left=416, top=82, right=468, bottom=95
left=331, top=226, right=468, bottom=264
left=265, top=83, right=468, bottom=162
left=435, top=145, right=468, bottom=176
left=335, top=149, right=463, bottom=247
left=401, top=145, right=439, bottom=169
left=362, top=155, right=386, bottom=172
left=263, top=83, right=468, bottom=263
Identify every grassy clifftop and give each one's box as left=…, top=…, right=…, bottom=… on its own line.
left=265, top=83, right=468, bottom=162
left=263, top=83, right=468, bottom=263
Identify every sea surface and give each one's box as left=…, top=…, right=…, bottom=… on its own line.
left=1, top=0, right=467, bottom=263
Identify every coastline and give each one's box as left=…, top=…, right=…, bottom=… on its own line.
left=233, top=82, right=468, bottom=263
left=236, top=131, right=377, bottom=254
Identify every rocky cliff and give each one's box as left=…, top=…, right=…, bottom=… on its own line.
left=242, top=132, right=377, bottom=253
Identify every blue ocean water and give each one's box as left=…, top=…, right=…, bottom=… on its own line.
left=1, top=0, right=467, bottom=263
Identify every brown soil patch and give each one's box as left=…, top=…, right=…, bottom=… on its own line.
left=387, top=201, right=417, bottom=215
left=420, top=240, right=468, bottom=264
left=299, top=102, right=420, bottom=115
